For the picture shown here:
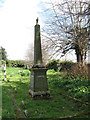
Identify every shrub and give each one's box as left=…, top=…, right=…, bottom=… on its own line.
left=46, top=60, right=75, bottom=72
left=58, top=60, right=75, bottom=71
left=0, top=60, right=6, bottom=65
left=67, top=63, right=88, bottom=79
left=46, top=59, right=60, bottom=71
left=7, top=60, right=25, bottom=68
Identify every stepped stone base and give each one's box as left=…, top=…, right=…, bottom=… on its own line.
left=29, top=89, right=50, bottom=98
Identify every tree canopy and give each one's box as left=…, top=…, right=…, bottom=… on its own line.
left=0, top=46, right=8, bottom=62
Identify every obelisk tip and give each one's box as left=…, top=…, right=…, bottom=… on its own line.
left=36, top=17, right=38, bottom=25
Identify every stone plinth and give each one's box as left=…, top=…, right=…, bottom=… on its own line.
left=29, top=68, right=50, bottom=97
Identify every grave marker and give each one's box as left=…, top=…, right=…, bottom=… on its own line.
left=29, top=18, right=50, bottom=97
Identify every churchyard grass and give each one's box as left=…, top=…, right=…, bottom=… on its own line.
left=1, top=67, right=89, bottom=118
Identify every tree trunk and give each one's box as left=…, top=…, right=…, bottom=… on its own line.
left=75, top=46, right=86, bottom=65
left=76, top=52, right=86, bottom=66
left=76, top=53, right=80, bottom=62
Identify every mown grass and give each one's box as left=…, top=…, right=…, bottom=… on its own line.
left=1, top=67, right=89, bottom=119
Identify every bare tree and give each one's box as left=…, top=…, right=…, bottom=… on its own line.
left=25, top=44, right=34, bottom=68
left=42, top=43, right=50, bottom=65
left=41, top=0, right=89, bottom=64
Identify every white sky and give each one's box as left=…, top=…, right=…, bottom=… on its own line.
left=0, top=0, right=76, bottom=61
left=0, top=0, right=89, bottom=62
left=0, top=0, right=44, bottom=60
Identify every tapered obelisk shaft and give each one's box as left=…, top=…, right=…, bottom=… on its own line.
left=34, top=18, right=43, bottom=66
left=29, top=18, right=50, bottom=98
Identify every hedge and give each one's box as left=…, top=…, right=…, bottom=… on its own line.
left=46, top=59, right=75, bottom=71
left=7, top=60, right=25, bottom=68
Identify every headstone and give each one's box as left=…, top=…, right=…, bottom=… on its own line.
left=29, top=18, right=50, bottom=97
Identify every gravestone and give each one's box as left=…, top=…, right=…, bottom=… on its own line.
left=29, top=18, right=50, bottom=97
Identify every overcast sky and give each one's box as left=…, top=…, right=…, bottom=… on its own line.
left=0, top=0, right=89, bottom=62
left=0, top=0, right=76, bottom=62
left=0, top=0, right=44, bottom=60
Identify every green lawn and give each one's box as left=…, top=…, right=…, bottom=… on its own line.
left=1, top=67, right=89, bottom=119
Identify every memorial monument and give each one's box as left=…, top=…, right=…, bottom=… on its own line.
left=29, top=18, right=50, bottom=97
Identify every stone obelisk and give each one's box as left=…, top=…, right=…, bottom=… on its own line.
left=29, top=18, right=50, bottom=97
left=34, top=18, right=43, bottom=67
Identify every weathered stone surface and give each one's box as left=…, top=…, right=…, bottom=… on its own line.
left=29, top=18, right=50, bottom=97
left=30, top=68, right=48, bottom=92
left=34, top=18, right=43, bottom=66
left=29, top=89, right=50, bottom=98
